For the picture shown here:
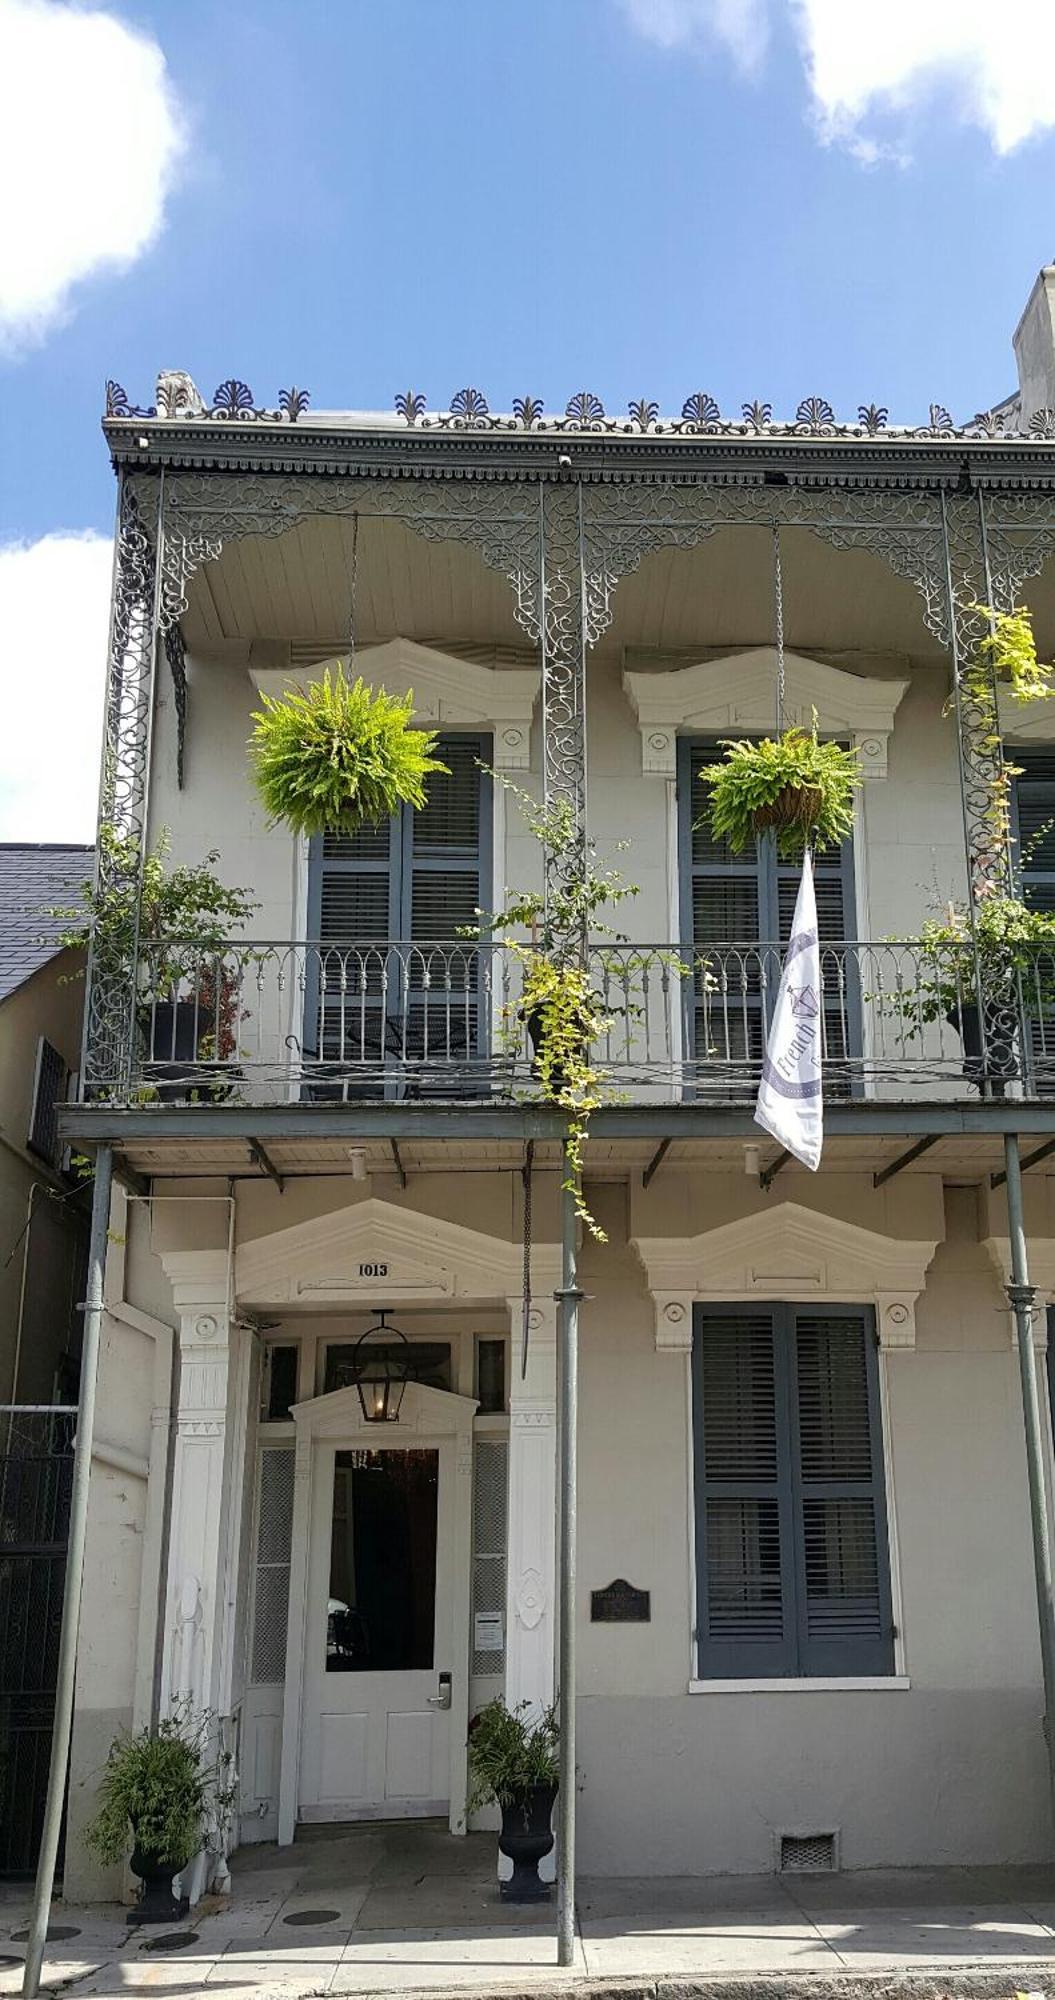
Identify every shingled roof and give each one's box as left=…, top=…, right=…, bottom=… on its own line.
left=0, top=843, right=92, bottom=1004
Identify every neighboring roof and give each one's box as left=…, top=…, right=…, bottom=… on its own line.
left=0, top=844, right=92, bottom=1003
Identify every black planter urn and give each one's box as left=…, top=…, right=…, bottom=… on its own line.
left=947, top=1001, right=1019, bottom=1098
left=498, top=1781, right=557, bottom=1903
left=126, top=1843, right=190, bottom=1926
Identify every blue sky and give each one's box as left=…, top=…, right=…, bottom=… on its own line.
left=3, top=0, right=1055, bottom=835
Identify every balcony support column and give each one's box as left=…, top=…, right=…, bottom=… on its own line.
left=83, top=471, right=163, bottom=1099
left=1003, top=1131, right=1055, bottom=1840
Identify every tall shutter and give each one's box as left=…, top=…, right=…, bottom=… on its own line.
left=27, top=1039, right=69, bottom=1167
left=792, top=1311, right=893, bottom=1675
left=693, top=1308, right=795, bottom=1676
left=1011, top=752, right=1055, bottom=1083
left=679, top=738, right=859, bottom=1091
left=693, top=1304, right=893, bottom=1679
left=305, top=733, right=491, bottom=1069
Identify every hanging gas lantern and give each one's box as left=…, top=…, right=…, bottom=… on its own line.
left=350, top=1310, right=410, bottom=1423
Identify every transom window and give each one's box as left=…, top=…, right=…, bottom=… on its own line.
left=692, top=1303, right=894, bottom=1679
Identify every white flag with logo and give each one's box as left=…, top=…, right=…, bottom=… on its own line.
left=754, top=851, right=823, bottom=1171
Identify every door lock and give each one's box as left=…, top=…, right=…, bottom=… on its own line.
left=427, top=1671, right=452, bottom=1710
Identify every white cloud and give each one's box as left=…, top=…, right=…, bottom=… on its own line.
left=618, top=0, right=769, bottom=74
left=795, top=0, right=1055, bottom=156
left=0, top=0, right=184, bottom=349
left=0, top=534, right=111, bottom=841
left=618, top=0, right=1055, bottom=155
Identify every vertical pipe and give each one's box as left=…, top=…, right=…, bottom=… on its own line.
left=556, top=1155, right=580, bottom=1967
left=1003, top=1130, right=1055, bottom=1836
left=23, top=1146, right=113, bottom=2000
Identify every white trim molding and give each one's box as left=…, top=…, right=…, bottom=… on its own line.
left=235, top=1195, right=560, bottom=1308
left=622, top=648, right=909, bottom=780
left=999, top=689, right=1055, bottom=744
left=631, top=1200, right=941, bottom=1351
left=981, top=1236, right=1055, bottom=1350
left=250, top=637, right=539, bottom=771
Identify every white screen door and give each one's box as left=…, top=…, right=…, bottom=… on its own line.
left=299, top=1442, right=454, bottom=1820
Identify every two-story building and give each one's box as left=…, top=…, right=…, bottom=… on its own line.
left=56, top=264, right=1055, bottom=1905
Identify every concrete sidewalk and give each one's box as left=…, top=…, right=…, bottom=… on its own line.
left=8, top=1827, right=1055, bottom=1998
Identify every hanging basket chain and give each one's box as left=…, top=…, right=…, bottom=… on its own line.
left=348, top=513, right=359, bottom=666
left=773, top=522, right=786, bottom=733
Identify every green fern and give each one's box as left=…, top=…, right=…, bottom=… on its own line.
left=249, top=664, right=447, bottom=837
left=700, top=726, right=860, bottom=858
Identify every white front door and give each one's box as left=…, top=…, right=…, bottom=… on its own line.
left=299, top=1440, right=454, bottom=1821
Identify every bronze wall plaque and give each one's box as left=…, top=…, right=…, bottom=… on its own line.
left=590, top=1578, right=651, bottom=1623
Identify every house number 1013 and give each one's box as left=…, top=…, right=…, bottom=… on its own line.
left=359, top=1262, right=388, bottom=1278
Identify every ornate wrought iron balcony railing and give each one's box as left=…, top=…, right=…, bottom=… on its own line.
left=82, top=936, right=1055, bottom=1109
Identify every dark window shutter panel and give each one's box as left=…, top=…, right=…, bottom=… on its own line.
left=28, top=1038, right=68, bottom=1166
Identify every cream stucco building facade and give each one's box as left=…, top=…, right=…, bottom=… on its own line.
left=58, top=268, right=1055, bottom=1899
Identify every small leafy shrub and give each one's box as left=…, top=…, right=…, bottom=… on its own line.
left=913, top=894, right=1055, bottom=1025
left=248, top=664, right=447, bottom=836
left=47, top=827, right=256, bottom=996
left=467, top=1698, right=559, bottom=1813
left=85, top=1718, right=207, bottom=1868
left=700, top=725, right=860, bottom=858
left=970, top=604, right=1053, bottom=706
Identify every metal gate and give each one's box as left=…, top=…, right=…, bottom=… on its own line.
left=0, top=1406, right=75, bottom=1877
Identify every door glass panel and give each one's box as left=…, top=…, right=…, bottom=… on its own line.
left=326, top=1449, right=438, bottom=1673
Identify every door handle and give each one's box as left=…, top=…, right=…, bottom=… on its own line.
left=427, top=1671, right=452, bottom=1710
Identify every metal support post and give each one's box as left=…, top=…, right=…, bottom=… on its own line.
left=556, top=1153, right=581, bottom=1967
left=23, top=1146, right=113, bottom=2000
left=1003, top=1130, right=1055, bottom=1837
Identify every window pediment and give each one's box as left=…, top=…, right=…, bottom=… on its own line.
left=250, top=637, right=539, bottom=770
left=623, top=648, right=908, bottom=779
left=631, top=1200, right=940, bottom=1351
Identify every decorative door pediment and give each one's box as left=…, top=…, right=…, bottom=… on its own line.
left=250, top=636, right=539, bottom=770
left=291, top=1377, right=478, bottom=1439
left=622, top=648, right=908, bottom=779
left=235, top=1194, right=559, bottom=1308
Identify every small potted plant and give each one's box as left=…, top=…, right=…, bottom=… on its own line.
left=248, top=662, right=447, bottom=837
left=700, top=721, right=860, bottom=856
left=968, top=603, right=1053, bottom=705
left=48, top=828, right=256, bottom=1100
left=84, top=1715, right=213, bottom=1924
left=467, top=1698, right=559, bottom=1904
left=911, top=893, right=1055, bottom=1094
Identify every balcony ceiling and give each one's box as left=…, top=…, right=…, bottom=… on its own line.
left=92, top=1126, right=1035, bottom=1188
left=178, top=515, right=1055, bottom=665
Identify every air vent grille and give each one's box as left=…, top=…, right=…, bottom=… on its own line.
left=779, top=1831, right=838, bottom=1873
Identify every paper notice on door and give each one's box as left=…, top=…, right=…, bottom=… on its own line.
left=474, top=1612, right=504, bottom=1653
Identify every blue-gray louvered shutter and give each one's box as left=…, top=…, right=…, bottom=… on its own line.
left=398, top=735, right=491, bottom=1066
left=791, top=1308, right=894, bottom=1676
left=306, top=820, right=398, bottom=1069
left=693, top=1307, right=797, bottom=1676
left=679, top=739, right=858, bottom=1090
left=1012, top=751, right=1055, bottom=1086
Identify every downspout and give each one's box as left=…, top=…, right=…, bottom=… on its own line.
left=1003, top=1130, right=1055, bottom=1838
left=23, top=1145, right=113, bottom=2000
left=555, top=1149, right=581, bottom=1969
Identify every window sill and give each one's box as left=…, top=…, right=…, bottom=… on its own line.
left=688, top=1676, right=910, bottom=1694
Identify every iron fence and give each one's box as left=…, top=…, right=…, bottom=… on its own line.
left=0, top=1407, right=76, bottom=1877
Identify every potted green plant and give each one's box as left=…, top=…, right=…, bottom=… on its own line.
left=467, top=1698, right=559, bottom=1903
left=969, top=603, right=1053, bottom=705
left=48, top=829, right=256, bottom=1099
left=84, top=1714, right=221, bottom=1924
left=700, top=721, right=861, bottom=856
left=248, top=662, right=448, bottom=837
left=909, top=893, right=1055, bottom=1094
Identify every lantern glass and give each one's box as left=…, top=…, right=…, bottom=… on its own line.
left=352, top=1318, right=410, bottom=1423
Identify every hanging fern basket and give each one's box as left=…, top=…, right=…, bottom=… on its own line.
left=699, top=728, right=861, bottom=858
left=248, top=661, right=448, bottom=838
left=750, top=783, right=825, bottom=836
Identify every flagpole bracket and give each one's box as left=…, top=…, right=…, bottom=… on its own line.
left=759, top=1148, right=791, bottom=1192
